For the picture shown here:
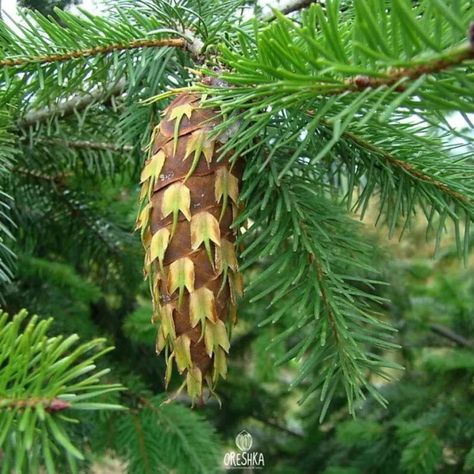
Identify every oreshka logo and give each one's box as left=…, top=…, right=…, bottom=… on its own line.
left=224, top=430, right=265, bottom=469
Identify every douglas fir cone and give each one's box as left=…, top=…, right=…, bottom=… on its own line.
left=136, top=93, right=242, bottom=402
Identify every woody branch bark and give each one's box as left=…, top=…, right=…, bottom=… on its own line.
left=0, top=38, right=185, bottom=68
left=0, top=397, right=70, bottom=412
left=18, top=79, right=126, bottom=128
left=264, top=0, right=321, bottom=20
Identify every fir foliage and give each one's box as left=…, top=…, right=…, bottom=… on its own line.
left=1, top=0, right=472, bottom=409
left=0, top=103, right=16, bottom=292
left=96, top=394, right=222, bottom=474
left=238, top=163, right=401, bottom=418
left=0, top=310, right=124, bottom=473
left=269, top=248, right=474, bottom=474
left=200, top=0, right=474, bottom=259
left=0, top=0, right=473, bottom=471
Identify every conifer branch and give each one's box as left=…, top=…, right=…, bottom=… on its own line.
left=12, top=166, right=70, bottom=183
left=280, top=0, right=320, bottom=15
left=59, top=189, right=123, bottom=258
left=338, top=128, right=470, bottom=205
left=240, top=168, right=400, bottom=418
left=209, top=2, right=474, bottom=149
left=341, top=43, right=474, bottom=95
left=310, top=251, right=340, bottom=345
left=12, top=169, right=132, bottom=273
left=0, top=397, right=71, bottom=412
left=36, top=138, right=133, bottom=153
left=0, top=106, right=17, bottom=292
left=110, top=394, right=222, bottom=473
left=265, top=0, right=320, bottom=20
left=131, top=414, right=153, bottom=474
left=0, top=38, right=185, bottom=68
left=18, top=79, right=127, bottom=128
left=0, top=310, right=124, bottom=472
left=215, top=41, right=474, bottom=97
left=430, top=324, right=474, bottom=349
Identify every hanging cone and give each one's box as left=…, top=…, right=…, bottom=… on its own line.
left=136, top=93, right=242, bottom=403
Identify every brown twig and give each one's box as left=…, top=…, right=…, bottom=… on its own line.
left=342, top=44, right=474, bottom=94
left=34, top=138, right=134, bottom=153
left=311, top=251, right=340, bottom=344
left=0, top=397, right=71, bottom=412
left=0, top=38, right=186, bottom=68
left=299, top=218, right=340, bottom=344
left=337, top=127, right=470, bottom=205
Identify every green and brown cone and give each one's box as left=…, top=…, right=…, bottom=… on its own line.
left=136, top=93, right=242, bottom=402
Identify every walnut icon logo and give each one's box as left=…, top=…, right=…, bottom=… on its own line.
left=235, top=430, right=252, bottom=452
left=224, top=430, right=264, bottom=468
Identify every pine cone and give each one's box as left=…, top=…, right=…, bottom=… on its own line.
left=136, top=93, right=242, bottom=402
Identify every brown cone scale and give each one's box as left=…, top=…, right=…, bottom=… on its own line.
left=136, top=93, right=242, bottom=402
